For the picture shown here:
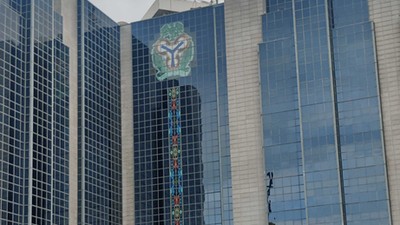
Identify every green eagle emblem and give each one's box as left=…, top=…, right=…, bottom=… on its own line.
left=151, top=22, right=194, bottom=81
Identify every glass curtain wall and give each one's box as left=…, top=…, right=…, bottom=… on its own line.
left=260, top=0, right=390, bottom=224
left=77, top=1, right=122, bottom=224
left=131, top=5, right=233, bottom=225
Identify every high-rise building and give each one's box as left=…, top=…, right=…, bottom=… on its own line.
left=260, top=0, right=390, bottom=224
left=77, top=1, right=122, bottom=224
left=125, top=6, right=232, bottom=224
left=0, top=0, right=399, bottom=225
left=0, top=0, right=69, bottom=224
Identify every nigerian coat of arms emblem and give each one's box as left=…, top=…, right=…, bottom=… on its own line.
left=151, top=22, right=194, bottom=81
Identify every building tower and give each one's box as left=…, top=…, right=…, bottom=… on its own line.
left=0, top=0, right=69, bottom=224
left=0, top=0, right=399, bottom=225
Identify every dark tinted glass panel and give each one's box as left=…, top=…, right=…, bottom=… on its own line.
left=77, top=1, right=122, bottom=224
left=132, top=5, right=233, bottom=225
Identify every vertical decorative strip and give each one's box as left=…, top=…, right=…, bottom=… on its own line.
left=169, top=87, right=183, bottom=225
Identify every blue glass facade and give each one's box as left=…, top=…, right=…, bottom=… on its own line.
left=131, top=5, right=233, bottom=225
left=0, top=0, right=397, bottom=224
left=332, top=1, right=389, bottom=224
left=52, top=33, right=70, bottom=225
left=77, top=1, right=122, bottom=224
left=0, top=0, right=70, bottom=224
left=0, top=1, right=28, bottom=224
left=260, top=0, right=390, bottom=224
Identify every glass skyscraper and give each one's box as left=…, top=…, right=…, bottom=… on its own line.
left=0, top=0, right=69, bottom=224
left=130, top=5, right=232, bottom=224
left=0, top=0, right=399, bottom=224
left=260, top=0, right=390, bottom=224
left=77, top=1, right=122, bottom=224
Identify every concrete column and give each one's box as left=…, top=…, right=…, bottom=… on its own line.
left=60, top=0, right=79, bottom=224
left=368, top=0, right=400, bottom=224
left=224, top=0, right=267, bottom=224
left=120, top=22, right=135, bottom=225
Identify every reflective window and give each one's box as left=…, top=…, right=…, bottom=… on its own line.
left=0, top=1, right=70, bottom=224
left=132, top=5, right=233, bottom=225
left=78, top=1, right=122, bottom=224
left=260, top=0, right=390, bottom=224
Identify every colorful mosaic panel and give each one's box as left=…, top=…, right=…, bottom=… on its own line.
left=152, top=22, right=194, bottom=81
left=169, top=87, right=183, bottom=225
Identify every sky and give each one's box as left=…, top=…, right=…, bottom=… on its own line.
left=88, top=0, right=218, bottom=23
left=88, top=0, right=155, bottom=23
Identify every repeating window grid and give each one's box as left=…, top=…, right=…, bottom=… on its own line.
left=0, top=2, right=27, bottom=225
left=78, top=1, right=122, bottom=224
left=260, top=13, right=307, bottom=225
left=1, top=2, right=70, bottom=224
left=52, top=40, right=70, bottom=225
left=132, top=5, right=230, bottom=224
left=261, top=1, right=314, bottom=224
left=292, top=2, right=344, bottom=225
left=132, top=81, right=169, bottom=224
left=31, top=34, right=53, bottom=225
left=30, top=1, right=69, bottom=224
left=332, top=6, right=391, bottom=223
left=0, top=2, right=22, bottom=44
left=260, top=0, right=391, bottom=225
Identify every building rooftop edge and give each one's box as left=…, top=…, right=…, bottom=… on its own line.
left=142, top=0, right=210, bottom=20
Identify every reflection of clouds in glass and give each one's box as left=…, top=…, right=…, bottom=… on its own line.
left=201, top=101, right=224, bottom=224
left=0, top=7, right=21, bottom=43
left=204, top=192, right=221, bottom=224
